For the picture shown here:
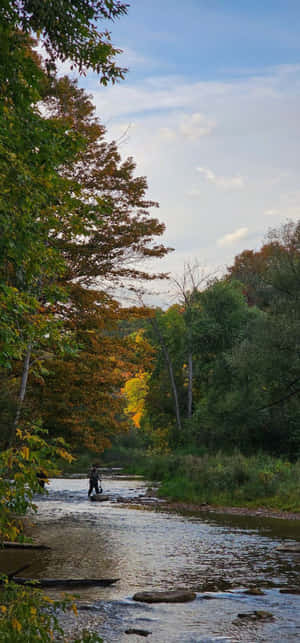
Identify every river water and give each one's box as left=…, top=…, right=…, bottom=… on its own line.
left=2, top=475, right=300, bottom=642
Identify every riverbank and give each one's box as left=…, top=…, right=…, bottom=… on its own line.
left=124, top=451, right=300, bottom=514
left=152, top=498, right=300, bottom=521
left=116, top=489, right=300, bottom=521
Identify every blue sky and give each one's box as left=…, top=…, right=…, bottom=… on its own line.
left=110, top=1, right=300, bottom=82
left=81, top=1, right=300, bottom=302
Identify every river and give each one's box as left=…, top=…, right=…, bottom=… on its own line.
left=2, top=475, right=300, bottom=642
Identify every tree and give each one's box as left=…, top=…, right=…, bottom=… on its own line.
left=0, top=0, right=130, bottom=445
left=44, top=75, right=169, bottom=293
left=1, top=0, right=128, bottom=83
left=171, top=262, right=216, bottom=418
left=0, top=34, right=84, bottom=444
left=0, top=34, right=170, bottom=445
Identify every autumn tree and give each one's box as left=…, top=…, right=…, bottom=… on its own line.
left=0, top=1, right=171, bottom=450
left=23, top=76, right=169, bottom=450
left=0, top=0, right=130, bottom=447
left=44, top=75, right=169, bottom=294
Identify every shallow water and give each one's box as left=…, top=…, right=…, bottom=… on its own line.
left=2, top=476, right=300, bottom=642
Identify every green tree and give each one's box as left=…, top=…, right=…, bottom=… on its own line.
left=1, top=0, right=128, bottom=82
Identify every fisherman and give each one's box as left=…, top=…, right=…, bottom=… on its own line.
left=36, top=469, right=47, bottom=489
left=88, top=464, right=102, bottom=496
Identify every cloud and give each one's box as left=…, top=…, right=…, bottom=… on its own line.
left=158, top=112, right=215, bottom=143
left=85, top=62, right=300, bottom=301
left=217, top=227, right=249, bottom=247
left=159, top=127, right=177, bottom=141
left=264, top=209, right=281, bottom=216
left=179, top=112, right=216, bottom=139
left=186, top=187, right=202, bottom=198
left=197, top=166, right=245, bottom=190
left=117, top=47, right=154, bottom=70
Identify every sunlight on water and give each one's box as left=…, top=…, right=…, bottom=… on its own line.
left=2, top=476, right=300, bottom=642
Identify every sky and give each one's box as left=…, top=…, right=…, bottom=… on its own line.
left=81, top=1, right=300, bottom=302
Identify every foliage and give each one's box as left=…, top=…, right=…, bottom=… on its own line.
left=44, top=75, right=169, bottom=291
left=128, top=451, right=300, bottom=511
left=130, top=221, right=300, bottom=461
left=0, top=0, right=128, bottom=83
left=28, top=294, right=132, bottom=451
left=0, top=423, right=73, bottom=543
left=0, top=41, right=169, bottom=448
left=0, top=577, right=102, bottom=642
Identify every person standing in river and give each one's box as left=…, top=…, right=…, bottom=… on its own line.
left=88, top=464, right=102, bottom=496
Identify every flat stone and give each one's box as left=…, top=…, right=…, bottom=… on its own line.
left=237, top=610, right=273, bottom=621
left=277, top=544, right=300, bottom=552
left=90, top=494, right=109, bottom=502
left=280, top=587, right=300, bottom=594
left=244, top=588, right=265, bottom=595
left=132, top=590, right=196, bottom=603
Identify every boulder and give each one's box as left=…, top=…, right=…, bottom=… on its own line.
left=132, top=589, right=196, bottom=603
left=244, top=588, right=265, bottom=596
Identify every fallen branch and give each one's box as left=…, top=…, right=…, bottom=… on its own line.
left=7, top=564, right=32, bottom=580
left=1, top=542, right=51, bottom=550
left=4, top=577, right=119, bottom=588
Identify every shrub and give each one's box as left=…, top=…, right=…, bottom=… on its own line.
left=0, top=578, right=102, bottom=642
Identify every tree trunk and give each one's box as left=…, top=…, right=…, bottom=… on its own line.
left=187, top=350, right=193, bottom=419
left=10, top=342, right=32, bottom=446
left=151, top=317, right=182, bottom=435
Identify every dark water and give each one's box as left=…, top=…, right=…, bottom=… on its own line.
left=2, top=476, right=300, bottom=642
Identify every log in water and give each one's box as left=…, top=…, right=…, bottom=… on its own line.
left=2, top=577, right=119, bottom=588
left=1, top=542, right=50, bottom=549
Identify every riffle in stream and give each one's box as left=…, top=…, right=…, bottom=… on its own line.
left=1, top=476, right=300, bottom=642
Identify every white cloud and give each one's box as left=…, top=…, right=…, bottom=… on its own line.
left=83, top=62, right=300, bottom=302
left=264, top=209, right=281, bottom=216
left=117, top=47, right=154, bottom=70
left=196, top=166, right=245, bottom=190
left=158, top=112, right=215, bottom=143
left=217, top=227, right=249, bottom=247
left=159, top=127, right=177, bottom=141
left=186, top=187, right=202, bottom=198
left=179, top=112, right=216, bottom=139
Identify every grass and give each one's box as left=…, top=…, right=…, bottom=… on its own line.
left=124, top=451, right=300, bottom=512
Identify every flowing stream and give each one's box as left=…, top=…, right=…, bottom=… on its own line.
left=2, top=475, right=300, bottom=642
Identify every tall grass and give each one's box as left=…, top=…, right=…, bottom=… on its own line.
left=125, top=451, right=300, bottom=511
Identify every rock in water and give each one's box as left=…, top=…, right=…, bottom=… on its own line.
left=125, top=628, right=151, bottom=636
left=90, top=494, right=109, bottom=502
left=237, top=610, right=273, bottom=621
left=280, top=587, right=300, bottom=594
left=277, top=543, right=300, bottom=552
left=132, top=590, right=196, bottom=603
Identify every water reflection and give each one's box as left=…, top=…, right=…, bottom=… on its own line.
left=1, top=476, right=300, bottom=642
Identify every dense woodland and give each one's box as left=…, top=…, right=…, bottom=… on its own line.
left=1, top=3, right=300, bottom=638
left=2, top=0, right=300, bottom=532
left=99, top=221, right=300, bottom=465
left=2, top=11, right=300, bottom=464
